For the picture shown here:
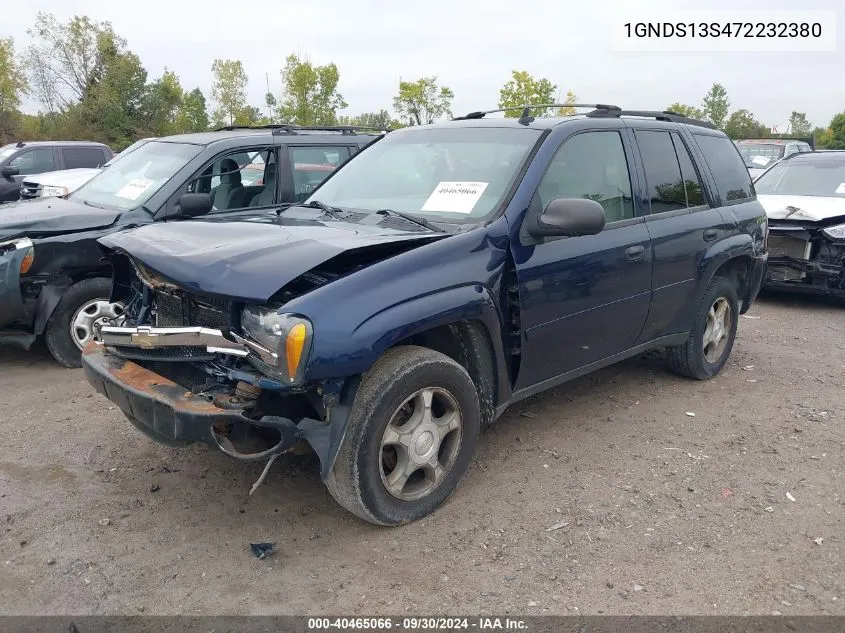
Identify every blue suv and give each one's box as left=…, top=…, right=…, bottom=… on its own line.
left=81, top=104, right=768, bottom=525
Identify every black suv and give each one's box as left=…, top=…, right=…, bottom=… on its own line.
left=0, top=141, right=114, bottom=203
left=81, top=105, right=768, bottom=525
left=0, top=125, right=385, bottom=366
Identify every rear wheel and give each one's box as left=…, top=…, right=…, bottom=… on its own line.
left=44, top=278, right=125, bottom=368
left=667, top=276, right=739, bottom=380
left=325, top=346, right=481, bottom=525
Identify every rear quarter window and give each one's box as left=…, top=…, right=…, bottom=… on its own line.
left=694, top=134, right=754, bottom=203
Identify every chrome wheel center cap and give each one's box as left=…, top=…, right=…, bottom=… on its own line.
left=411, top=426, right=438, bottom=464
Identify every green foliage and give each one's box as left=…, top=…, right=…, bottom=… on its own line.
left=175, top=88, right=209, bottom=133
left=210, top=58, right=248, bottom=127
left=393, top=77, right=453, bottom=126
left=787, top=111, right=811, bottom=136
left=142, top=69, right=183, bottom=136
left=0, top=37, right=28, bottom=143
left=498, top=70, right=556, bottom=118
left=723, top=109, right=768, bottom=139
left=825, top=113, right=845, bottom=149
left=234, top=105, right=265, bottom=126
left=337, top=110, right=400, bottom=129
left=556, top=91, right=578, bottom=116
left=666, top=102, right=704, bottom=119
left=701, top=83, right=730, bottom=129
left=275, top=54, right=347, bottom=126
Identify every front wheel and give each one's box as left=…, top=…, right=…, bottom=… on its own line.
left=325, top=346, right=481, bottom=526
left=44, top=278, right=125, bottom=368
left=667, top=276, right=739, bottom=380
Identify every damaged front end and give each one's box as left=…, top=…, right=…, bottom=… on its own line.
left=765, top=221, right=845, bottom=296
left=82, top=254, right=357, bottom=477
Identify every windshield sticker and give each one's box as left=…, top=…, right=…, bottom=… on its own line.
left=836, top=183, right=845, bottom=194
left=751, top=156, right=771, bottom=167
left=115, top=178, right=154, bottom=200
left=422, top=181, right=489, bottom=214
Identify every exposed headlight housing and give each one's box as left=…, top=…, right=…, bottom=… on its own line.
left=822, top=223, right=845, bottom=241
left=240, top=306, right=313, bottom=383
left=40, top=185, right=69, bottom=198
left=0, top=237, right=35, bottom=275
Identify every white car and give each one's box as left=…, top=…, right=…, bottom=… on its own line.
left=735, top=139, right=813, bottom=179
left=20, top=138, right=156, bottom=200
left=755, top=150, right=845, bottom=297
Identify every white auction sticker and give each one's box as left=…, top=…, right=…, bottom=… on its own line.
left=116, top=178, right=154, bottom=200
left=835, top=182, right=845, bottom=194
left=751, top=156, right=771, bottom=167
left=422, top=181, right=489, bottom=214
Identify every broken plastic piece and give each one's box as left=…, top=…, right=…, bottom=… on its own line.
left=250, top=542, right=275, bottom=559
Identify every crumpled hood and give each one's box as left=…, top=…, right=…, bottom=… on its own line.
left=99, top=212, right=443, bottom=303
left=758, top=194, right=845, bottom=222
left=0, top=197, right=121, bottom=241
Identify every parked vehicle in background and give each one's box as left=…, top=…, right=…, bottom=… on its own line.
left=19, top=138, right=155, bottom=201
left=81, top=105, right=767, bottom=525
left=0, top=126, right=384, bottom=367
left=735, top=138, right=813, bottom=179
left=0, top=141, right=114, bottom=203
left=755, top=150, right=845, bottom=297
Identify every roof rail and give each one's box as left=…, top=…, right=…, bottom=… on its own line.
left=212, top=123, right=391, bottom=135
left=586, top=108, right=716, bottom=129
left=453, top=103, right=620, bottom=121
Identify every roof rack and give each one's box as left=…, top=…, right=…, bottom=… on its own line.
left=453, top=103, right=620, bottom=121
left=586, top=107, right=715, bottom=129
left=212, top=123, right=390, bottom=135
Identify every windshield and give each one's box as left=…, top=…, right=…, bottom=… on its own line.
left=0, top=145, right=19, bottom=161
left=103, top=138, right=154, bottom=167
left=754, top=156, right=845, bottom=198
left=307, top=127, right=543, bottom=223
left=736, top=143, right=785, bottom=169
left=70, top=141, right=202, bottom=210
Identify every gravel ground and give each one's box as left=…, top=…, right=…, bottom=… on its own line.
left=0, top=292, right=842, bottom=616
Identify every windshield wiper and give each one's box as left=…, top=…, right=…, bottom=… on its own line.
left=281, top=199, right=346, bottom=220
left=375, top=208, right=445, bottom=233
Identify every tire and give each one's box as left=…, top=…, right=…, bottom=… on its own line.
left=667, top=275, right=739, bottom=380
left=325, top=345, right=481, bottom=526
left=44, top=278, right=123, bottom=369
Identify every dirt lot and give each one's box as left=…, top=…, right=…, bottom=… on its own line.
left=0, top=292, right=842, bottom=616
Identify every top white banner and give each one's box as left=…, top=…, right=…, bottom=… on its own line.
left=612, top=10, right=837, bottom=52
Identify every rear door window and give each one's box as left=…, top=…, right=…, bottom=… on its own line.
left=61, top=147, right=107, bottom=169
left=634, top=130, right=686, bottom=214
left=694, top=134, right=754, bottom=203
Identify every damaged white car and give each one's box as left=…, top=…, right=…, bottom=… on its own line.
left=755, top=150, right=845, bottom=297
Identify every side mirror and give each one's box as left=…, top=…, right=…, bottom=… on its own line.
left=526, top=197, right=607, bottom=238
left=1, top=166, right=19, bottom=178
left=178, top=192, right=213, bottom=217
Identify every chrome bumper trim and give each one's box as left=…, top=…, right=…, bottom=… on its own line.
left=99, top=325, right=250, bottom=357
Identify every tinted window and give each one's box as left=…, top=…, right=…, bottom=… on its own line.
left=635, top=130, right=686, bottom=214
left=290, top=146, right=352, bottom=202
left=62, top=147, right=107, bottom=169
left=9, top=148, right=56, bottom=175
left=695, top=135, right=754, bottom=202
left=538, top=131, right=634, bottom=223
left=671, top=133, right=706, bottom=206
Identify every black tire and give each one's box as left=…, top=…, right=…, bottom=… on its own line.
left=44, top=278, right=114, bottom=368
left=325, top=345, right=481, bottom=526
left=667, top=275, right=739, bottom=380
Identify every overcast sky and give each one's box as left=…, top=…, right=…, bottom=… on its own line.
left=4, top=0, right=843, bottom=129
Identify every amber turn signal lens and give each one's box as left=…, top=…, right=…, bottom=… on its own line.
left=285, top=323, right=307, bottom=381
left=19, top=248, right=34, bottom=275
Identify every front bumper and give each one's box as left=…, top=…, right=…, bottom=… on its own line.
left=81, top=343, right=307, bottom=460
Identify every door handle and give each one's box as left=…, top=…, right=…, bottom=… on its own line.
left=703, top=228, right=719, bottom=241
left=625, top=245, right=645, bottom=261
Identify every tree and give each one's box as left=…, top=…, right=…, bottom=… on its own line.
left=723, top=109, right=768, bottom=139
left=393, top=77, right=454, bottom=126
left=556, top=90, right=578, bottom=116
left=142, top=69, right=183, bottom=136
left=175, top=87, right=209, bottom=133
left=825, top=113, right=845, bottom=149
left=337, top=110, right=400, bottom=129
left=811, top=126, right=832, bottom=149
left=0, top=37, right=28, bottom=143
left=234, top=105, right=264, bottom=126
left=275, top=54, right=347, bottom=126
left=498, top=70, right=556, bottom=118
left=210, top=59, right=247, bottom=127
left=26, top=13, right=125, bottom=113
left=701, top=83, right=730, bottom=129
left=666, top=102, right=704, bottom=119
left=788, top=111, right=811, bottom=136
